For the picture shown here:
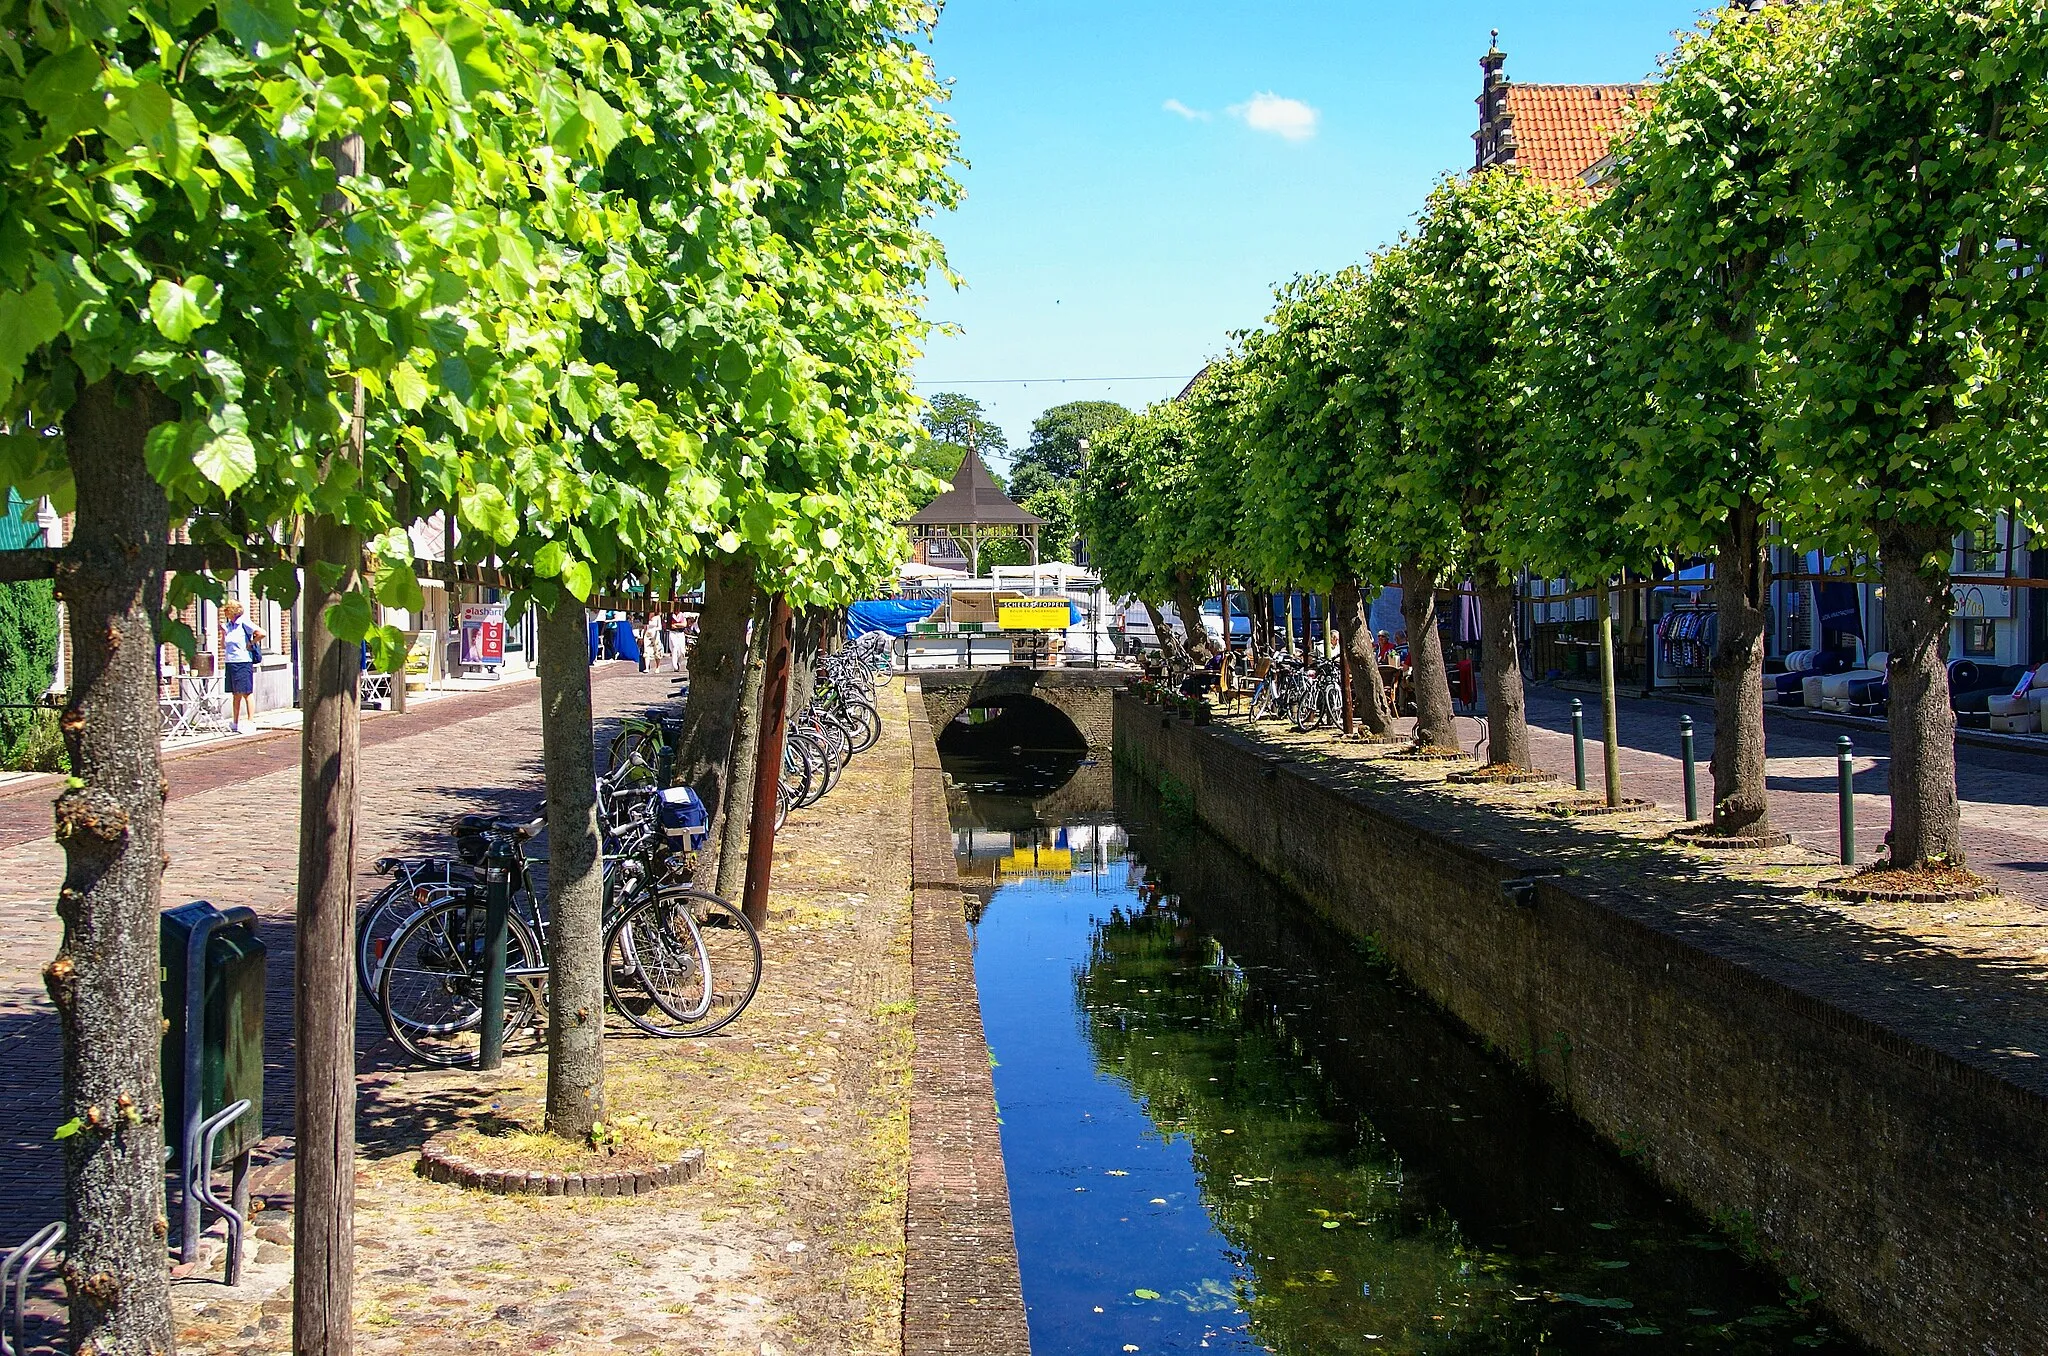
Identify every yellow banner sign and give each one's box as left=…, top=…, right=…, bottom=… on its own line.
left=998, top=599, right=1072, bottom=631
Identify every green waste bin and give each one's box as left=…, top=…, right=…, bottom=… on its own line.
left=160, top=901, right=265, bottom=1257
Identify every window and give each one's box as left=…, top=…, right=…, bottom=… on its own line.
left=1960, top=617, right=1998, bottom=657
left=1958, top=527, right=2003, bottom=575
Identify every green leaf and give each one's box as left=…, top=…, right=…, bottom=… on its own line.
left=325, top=591, right=375, bottom=644
left=148, top=276, right=220, bottom=343
left=53, top=1117, right=85, bottom=1140
left=206, top=134, right=255, bottom=194
left=560, top=557, right=593, bottom=601
left=218, top=0, right=297, bottom=52
left=0, top=284, right=66, bottom=386
left=193, top=429, right=257, bottom=493
left=389, top=361, right=429, bottom=413
left=373, top=558, right=426, bottom=614
left=1132, top=1289, right=1161, bottom=1301
left=532, top=540, right=567, bottom=578
left=460, top=484, right=519, bottom=544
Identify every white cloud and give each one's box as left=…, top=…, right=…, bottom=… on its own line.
left=1162, top=98, right=1210, bottom=122
left=1228, top=92, right=1319, bottom=142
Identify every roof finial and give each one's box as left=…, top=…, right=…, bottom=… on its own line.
left=1490, top=28, right=1500, bottom=51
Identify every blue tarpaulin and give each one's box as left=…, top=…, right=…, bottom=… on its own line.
left=589, top=617, right=643, bottom=663
left=848, top=598, right=941, bottom=639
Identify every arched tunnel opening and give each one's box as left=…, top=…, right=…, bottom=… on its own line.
left=937, top=696, right=1088, bottom=798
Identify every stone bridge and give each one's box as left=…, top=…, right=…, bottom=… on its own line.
left=912, top=666, right=1125, bottom=752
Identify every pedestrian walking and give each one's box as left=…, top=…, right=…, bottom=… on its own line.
left=219, top=598, right=265, bottom=734
left=664, top=607, right=689, bottom=673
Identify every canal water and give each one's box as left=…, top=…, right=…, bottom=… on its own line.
left=943, top=750, right=1865, bottom=1356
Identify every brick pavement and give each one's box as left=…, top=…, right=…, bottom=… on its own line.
left=1417, top=684, right=2048, bottom=906
left=0, top=662, right=650, bottom=1253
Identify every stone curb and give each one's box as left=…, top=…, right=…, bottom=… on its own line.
left=1445, top=767, right=1557, bottom=787
left=901, top=681, right=1032, bottom=1356
left=415, top=1131, right=704, bottom=1198
left=1814, top=881, right=1999, bottom=905
left=1672, top=827, right=1796, bottom=851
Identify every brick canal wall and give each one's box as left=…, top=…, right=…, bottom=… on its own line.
left=1114, top=694, right=2048, bottom=1356
left=902, top=684, right=1032, bottom=1355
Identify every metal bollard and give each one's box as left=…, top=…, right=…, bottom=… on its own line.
left=1571, top=699, right=1586, bottom=792
left=1837, top=736, right=1856, bottom=865
left=1680, top=715, right=1698, bottom=823
left=478, top=836, right=515, bottom=1070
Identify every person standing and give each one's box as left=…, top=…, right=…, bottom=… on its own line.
left=219, top=598, right=265, bottom=734
left=663, top=606, right=689, bottom=674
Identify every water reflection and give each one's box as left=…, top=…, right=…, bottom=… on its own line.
left=954, top=753, right=1864, bottom=1356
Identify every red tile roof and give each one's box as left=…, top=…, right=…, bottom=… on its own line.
left=1496, top=83, right=1648, bottom=194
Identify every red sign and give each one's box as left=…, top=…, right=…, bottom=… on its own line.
left=461, top=604, right=506, bottom=666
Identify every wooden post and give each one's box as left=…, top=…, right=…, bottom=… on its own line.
left=1599, top=581, right=1622, bottom=808
left=741, top=597, right=796, bottom=929
left=295, top=132, right=365, bottom=1356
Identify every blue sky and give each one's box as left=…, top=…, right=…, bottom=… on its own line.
left=912, top=0, right=1712, bottom=462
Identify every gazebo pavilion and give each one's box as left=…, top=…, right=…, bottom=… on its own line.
left=905, top=445, right=1041, bottom=577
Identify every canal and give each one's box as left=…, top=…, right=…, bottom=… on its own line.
left=942, top=748, right=1866, bottom=1355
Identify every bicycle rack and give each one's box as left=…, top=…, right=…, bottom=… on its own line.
left=190, top=1099, right=253, bottom=1285
left=2, top=1221, right=63, bottom=1356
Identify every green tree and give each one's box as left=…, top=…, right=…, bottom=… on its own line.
left=1772, top=0, right=2048, bottom=870
left=916, top=391, right=1007, bottom=483
left=1601, top=1, right=1819, bottom=838
left=1395, top=170, right=1572, bottom=770
left=1330, top=245, right=1459, bottom=752
left=1013, top=399, right=1131, bottom=490
left=1240, top=271, right=1398, bottom=733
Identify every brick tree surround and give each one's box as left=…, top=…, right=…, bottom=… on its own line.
left=1115, top=695, right=2048, bottom=1356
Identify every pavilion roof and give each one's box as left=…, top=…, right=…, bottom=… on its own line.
left=907, top=445, right=1043, bottom=527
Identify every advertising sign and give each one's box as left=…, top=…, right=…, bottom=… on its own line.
left=460, top=604, right=507, bottom=666
left=1953, top=584, right=2014, bottom=620
left=403, top=630, right=437, bottom=678
left=997, top=598, right=1073, bottom=632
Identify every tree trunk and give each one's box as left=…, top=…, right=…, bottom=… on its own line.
left=1170, top=576, right=1213, bottom=662
left=786, top=607, right=825, bottom=719
left=1476, top=574, right=1530, bottom=768
left=1332, top=578, right=1395, bottom=736
left=294, top=504, right=362, bottom=1356
left=539, top=596, right=604, bottom=1140
left=1877, top=519, right=1964, bottom=867
left=48, top=374, right=175, bottom=1356
left=1141, top=599, right=1183, bottom=664
left=709, top=589, right=770, bottom=900
left=1281, top=590, right=1297, bottom=656
left=672, top=556, right=755, bottom=807
left=1400, top=559, right=1457, bottom=751
left=1707, top=501, right=1773, bottom=835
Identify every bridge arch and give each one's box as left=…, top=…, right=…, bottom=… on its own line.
left=915, top=667, right=1117, bottom=753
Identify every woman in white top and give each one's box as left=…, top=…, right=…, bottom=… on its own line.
left=219, top=599, right=266, bottom=734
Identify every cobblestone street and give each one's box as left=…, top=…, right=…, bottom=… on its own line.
left=1430, top=683, right=2048, bottom=906
left=0, top=668, right=922, bottom=1355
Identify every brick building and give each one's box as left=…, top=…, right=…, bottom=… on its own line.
left=1471, top=33, right=1646, bottom=193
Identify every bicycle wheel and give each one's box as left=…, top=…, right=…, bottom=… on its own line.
left=378, top=897, right=544, bottom=1067
left=358, top=874, right=466, bottom=998
left=783, top=732, right=820, bottom=808
left=604, top=889, right=761, bottom=1037
left=844, top=700, right=882, bottom=754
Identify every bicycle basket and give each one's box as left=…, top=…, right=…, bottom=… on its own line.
left=657, top=787, right=710, bottom=851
